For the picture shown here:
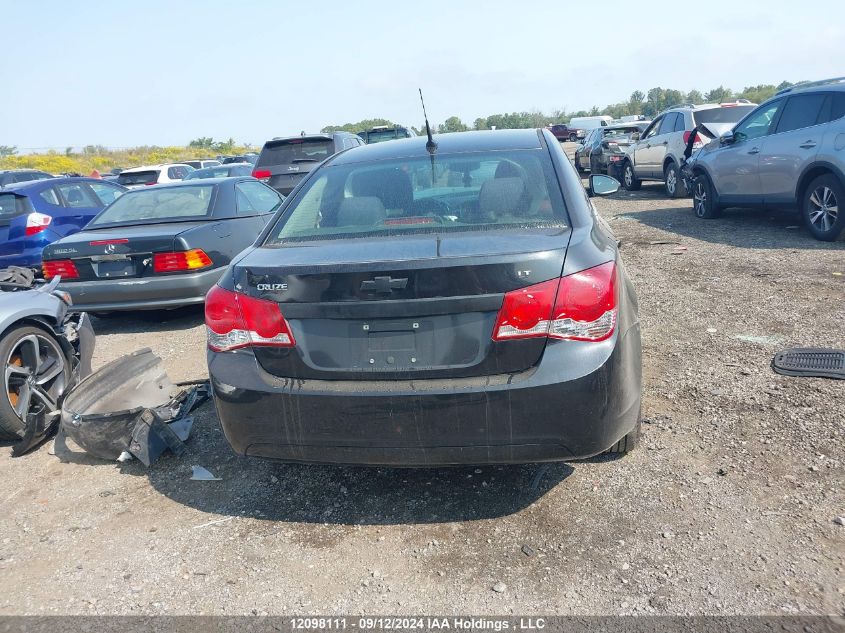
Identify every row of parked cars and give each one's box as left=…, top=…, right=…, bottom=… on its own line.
left=567, top=78, right=845, bottom=241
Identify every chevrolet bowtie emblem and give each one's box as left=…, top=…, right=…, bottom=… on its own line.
left=360, top=276, right=408, bottom=294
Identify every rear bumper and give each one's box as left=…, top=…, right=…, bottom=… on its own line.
left=58, top=267, right=224, bottom=312
left=209, top=326, right=642, bottom=466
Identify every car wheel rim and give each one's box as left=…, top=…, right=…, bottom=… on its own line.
left=666, top=168, right=676, bottom=194
left=694, top=182, right=707, bottom=217
left=624, top=166, right=632, bottom=187
left=808, top=186, right=839, bottom=233
left=5, top=334, right=65, bottom=420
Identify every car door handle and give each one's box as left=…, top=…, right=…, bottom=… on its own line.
left=645, top=144, right=651, bottom=148
left=748, top=147, right=760, bottom=155
left=799, top=141, right=817, bottom=149
left=661, top=141, right=668, bottom=145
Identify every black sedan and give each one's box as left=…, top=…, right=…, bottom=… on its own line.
left=206, top=130, right=641, bottom=466
left=41, top=178, right=283, bottom=312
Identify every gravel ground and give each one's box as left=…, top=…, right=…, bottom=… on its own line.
left=0, top=144, right=842, bottom=616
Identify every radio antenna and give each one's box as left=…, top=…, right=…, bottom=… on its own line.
left=419, top=89, right=437, bottom=154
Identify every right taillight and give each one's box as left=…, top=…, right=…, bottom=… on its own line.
left=683, top=130, right=704, bottom=147
left=205, top=285, right=295, bottom=352
left=492, top=261, right=617, bottom=343
left=42, top=259, right=80, bottom=280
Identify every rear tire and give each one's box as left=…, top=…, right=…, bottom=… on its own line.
left=622, top=161, right=641, bottom=191
left=692, top=173, right=722, bottom=219
left=0, top=325, right=69, bottom=440
left=569, top=133, right=577, bottom=142
left=606, top=420, right=641, bottom=455
left=801, top=173, right=845, bottom=241
left=664, top=162, right=686, bottom=198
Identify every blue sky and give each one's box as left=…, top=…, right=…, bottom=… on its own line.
left=2, top=0, right=842, bottom=151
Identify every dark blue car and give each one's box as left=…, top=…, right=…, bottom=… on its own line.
left=0, top=177, right=126, bottom=268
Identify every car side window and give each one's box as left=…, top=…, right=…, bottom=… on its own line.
left=657, top=113, right=678, bottom=135
left=88, top=182, right=124, bottom=205
left=831, top=93, right=845, bottom=122
left=775, top=94, right=828, bottom=134
left=734, top=100, right=783, bottom=142
left=235, top=181, right=283, bottom=215
left=642, top=117, right=663, bottom=140
left=168, top=166, right=190, bottom=179
left=38, top=187, right=62, bottom=206
left=674, top=113, right=687, bottom=132
left=57, top=183, right=99, bottom=208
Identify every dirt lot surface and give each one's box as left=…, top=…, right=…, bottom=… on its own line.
left=0, top=144, right=842, bottom=616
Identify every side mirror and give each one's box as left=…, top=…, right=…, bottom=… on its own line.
left=587, top=174, right=620, bottom=197
left=720, top=130, right=735, bottom=145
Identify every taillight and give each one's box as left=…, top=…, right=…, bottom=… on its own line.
left=42, top=259, right=79, bottom=280
left=153, top=249, right=212, bottom=273
left=252, top=169, right=271, bottom=182
left=683, top=131, right=704, bottom=147
left=25, top=212, right=52, bottom=236
left=492, top=261, right=617, bottom=343
left=205, top=285, right=295, bottom=351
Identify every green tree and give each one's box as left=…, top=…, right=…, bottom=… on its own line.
left=188, top=137, right=215, bottom=149
left=628, top=90, right=645, bottom=115
left=472, top=117, right=488, bottom=130
left=0, top=145, right=16, bottom=157
left=321, top=118, right=395, bottom=134
left=437, top=116, right=468, bottom=134
left=212, top=137, right=236, bottom=153
left=664, top=89, right=686, bottom=108
left=705, top=86, right=733, bottom=103
left=687, top=89, right=704, bottom=104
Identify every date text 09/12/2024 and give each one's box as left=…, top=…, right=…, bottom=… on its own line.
left=290, top=617, right=547, bottom=631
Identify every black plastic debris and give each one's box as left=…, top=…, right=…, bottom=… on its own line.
left=772, top=347, right=845, bottom=380
left=59, top=348, right=209, bottom=465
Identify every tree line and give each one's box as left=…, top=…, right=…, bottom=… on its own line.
left=320, top=81, right=799, bottom=134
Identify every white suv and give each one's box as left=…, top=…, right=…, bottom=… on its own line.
left=115, top=163, right=195, bottom=189
left=621, top=102, right=757, bottom=197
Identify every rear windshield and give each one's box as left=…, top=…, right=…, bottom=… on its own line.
left=603, top=127, right=641, bottom=139
left=257, top=139, right=332, bottom=167
left=117, top=170, right=159, bottom=186
left=366, top=129, right=409, bottom=143
left=264, top=149, right=567, bottom=244
left=0, top=193, right=32, bottom=221
left=186, top=167, right=243, bottom=179
left=693, top=105, right=756, bottom=125
left=89, top=185, right=215, bottom=226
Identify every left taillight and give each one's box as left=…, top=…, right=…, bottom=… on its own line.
left=205, top=285, right=296, bottom=352
left=153, top=249, right=212, bottom=273
left=42, top=259, right=79, bottom=280
left=25, top=212, right=52, bottom=236
left=492, top=261, right=618, bottom=343
left=252, top=169, right=271, bottom=182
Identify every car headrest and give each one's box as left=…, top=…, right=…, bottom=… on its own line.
left=350, top=168, right=413, bottom=211
left=336, top=196, right=386, bottom=227
left=478, top=177, right=528, bottom=218
left=66, top=189, right=84, bottom=203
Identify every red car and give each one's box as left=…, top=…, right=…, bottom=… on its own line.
left=548, top=124, right=585, bottom=142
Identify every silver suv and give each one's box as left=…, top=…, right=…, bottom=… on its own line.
left=688, top=78, right=845, bottom=241
left=621, top=101, right=757, bottom=198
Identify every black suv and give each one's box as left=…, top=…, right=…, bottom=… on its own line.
left=0, top=169, right=53, bottom=187
left=357, top=126, right=415, bottom=144
left=253, top=133, right=363, bottom=195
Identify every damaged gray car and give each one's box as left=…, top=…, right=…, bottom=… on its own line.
left=0, top=267, right=94, bottom=455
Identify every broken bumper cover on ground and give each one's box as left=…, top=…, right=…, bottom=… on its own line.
left=209, top=327, right=641, bottom=466
left=57, top=267, right=224, bottom=312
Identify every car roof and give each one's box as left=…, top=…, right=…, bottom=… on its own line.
left=120, top=163, right=191, bottom=173
left=1, top=176, right=113, bottom=192
left=123, top=176, right=247, bottom=191
left=331, top=129, right=544, bottom=165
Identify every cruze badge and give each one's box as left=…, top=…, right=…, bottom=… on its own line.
left=257, top=283, right=288, bottom=291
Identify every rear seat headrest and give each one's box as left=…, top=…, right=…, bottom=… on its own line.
left=336, top=196, right=386, bottom=226
left=478, top=177, right=528, bottom=217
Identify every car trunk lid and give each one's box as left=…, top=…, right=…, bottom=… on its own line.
left=236, top=229, right=571, bottom=379
left=43, top=222, right=205, bottom=281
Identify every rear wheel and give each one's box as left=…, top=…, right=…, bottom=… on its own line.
left=569, top=133, right=577, bottom=142
left=0, top=325, right=69, bottom=440
left=692, top=173, right=722, bottom=219
left=802, top=174, right=845, bottom=241
left=606, top=420, right=640, bottom=455
left=622, top=161, right=641, bottom=191
left=664, top=162, right=686, bottom=198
